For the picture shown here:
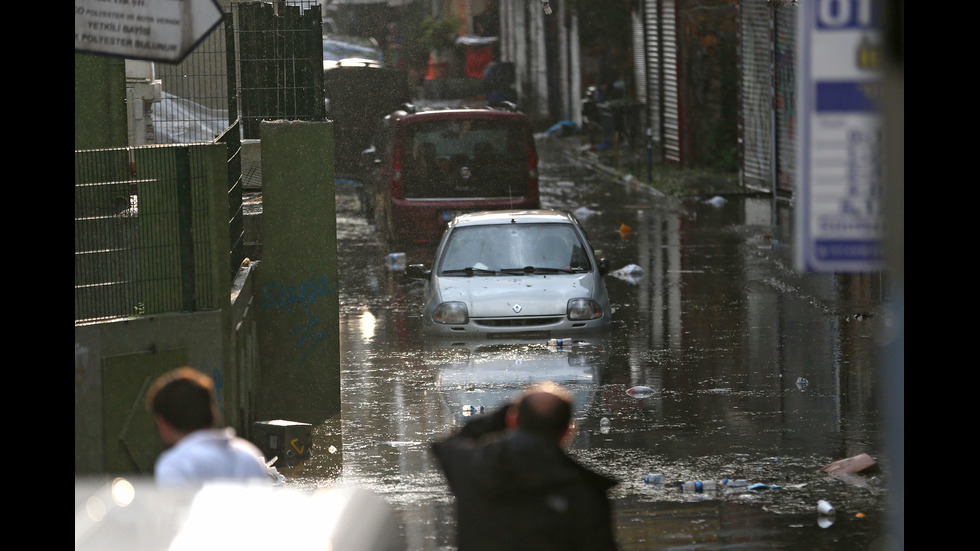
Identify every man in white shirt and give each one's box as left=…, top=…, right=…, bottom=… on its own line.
left=146, top=367, right=273, bottom=486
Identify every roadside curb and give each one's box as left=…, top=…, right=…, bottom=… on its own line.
left=560, top=146, right=667, bottom=198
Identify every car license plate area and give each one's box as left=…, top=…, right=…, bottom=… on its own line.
left=475, top=317, right=564, bottom=328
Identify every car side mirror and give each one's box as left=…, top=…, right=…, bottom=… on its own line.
left=598, top=257, right=609, bottom=276
left=407, top=264, right=429, bottom=280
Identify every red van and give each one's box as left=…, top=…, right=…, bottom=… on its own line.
left=362, top=104, right=539, bottom=244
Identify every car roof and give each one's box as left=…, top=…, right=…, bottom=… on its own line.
left=324, top=58, right=384, bottom=70
left=388, top=105, right=527, bottom=122
left=449, top=210, right=577, bottom=229
left=322, top=35, right=383, bottom=64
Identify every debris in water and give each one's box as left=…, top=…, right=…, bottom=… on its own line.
left=705, top=196, right=727, bottom=208
left=619, top=223, right=631, bottom=240
left=573, top=206, right=600, bottom=219
left=609, top=264, right=644, bottom=284
left=386, top=252, right=407, bottom=271
left=546, top=120, right=578, bottom=137
left=821, top=453, right=877, bottom=475
left=626, top=385, right=655, bottom=398
left=643, top=473, right=665, bottom=484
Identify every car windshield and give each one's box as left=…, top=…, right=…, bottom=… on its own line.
left=323, top=37, right=383, bottom=62
left=438, top=223, right=591, bottom=274
left=402, top=119, right=528, bottom=199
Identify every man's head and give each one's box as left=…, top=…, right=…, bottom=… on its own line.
left=146, top=367, right=218, bottom=445
left=507, top=381, right=574, bottom=445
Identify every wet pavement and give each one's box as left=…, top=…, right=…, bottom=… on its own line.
left=280, top=135, right=896, bottom=550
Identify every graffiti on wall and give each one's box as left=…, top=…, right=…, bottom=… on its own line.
left=212, top=367, right=224, bottom=413
left=261, top=276, right=338, bottom=366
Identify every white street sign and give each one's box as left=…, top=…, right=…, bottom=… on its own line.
left=795, top=0, right=884, bottom=273
left=75, top=0, right=224, bottom=63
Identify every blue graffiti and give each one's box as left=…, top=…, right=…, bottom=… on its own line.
left=261, top=276, right=338, bottom=366
left=212, top=368, right=224, bottom=413
left=289, top=310, right=327, bottom=366
left=261, top=276, right=338, bottom=313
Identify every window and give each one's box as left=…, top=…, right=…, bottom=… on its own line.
left=402, top=119, right=528, bottom=199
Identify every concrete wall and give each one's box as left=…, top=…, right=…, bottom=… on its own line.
left=74, top=255, right=263, bottom=476
left=74, top=104, right=340, bottom=480
left=76, top=310, right=229, bottom=475
left=75, top=54, right=128, bottom=150
left=74, top=141, right=259, bottom=476
left=255, top=120, right=341, bottom=425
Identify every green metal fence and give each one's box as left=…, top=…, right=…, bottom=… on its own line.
left=236, top=1, right=324, bottom=139
left=216, top=120, right=247, bottom=276
left=75, top=2, right=324, bottom=324
left=152, top=1, right=323, bottom=143
left=75, top=145, right=220, bottom=323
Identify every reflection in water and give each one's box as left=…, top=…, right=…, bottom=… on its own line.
left=359, top=308, right=377, bottom=342
left=428, top=337, right=609, bottom=431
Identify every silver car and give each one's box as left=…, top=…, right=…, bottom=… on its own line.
left=408, top=210, right=612, bottom=338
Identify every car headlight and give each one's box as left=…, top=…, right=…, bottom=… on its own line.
left=567, top=298, right=603, bottom=321
left=432, top=302, right=469, bottom=324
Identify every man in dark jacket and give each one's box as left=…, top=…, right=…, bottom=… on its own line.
left=431, top=382, right=619, bottom=551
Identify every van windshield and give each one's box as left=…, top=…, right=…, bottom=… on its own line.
left=403, top=119, right=529, bottom=199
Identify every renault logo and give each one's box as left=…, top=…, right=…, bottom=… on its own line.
left=512, top=304, right=522, bottom=313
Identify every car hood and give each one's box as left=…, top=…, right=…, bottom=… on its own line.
left=434, top=273, right=597, bottom=317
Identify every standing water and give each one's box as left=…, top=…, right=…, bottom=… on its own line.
left=284, top=136, right=894, bottom=550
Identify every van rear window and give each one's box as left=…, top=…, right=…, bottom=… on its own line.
left=402, top=119, right=529, bottom=199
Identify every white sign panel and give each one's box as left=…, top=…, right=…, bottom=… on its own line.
left=75, top=0, right=224, bottom=63
left=795, top=0, right=883, bottom=273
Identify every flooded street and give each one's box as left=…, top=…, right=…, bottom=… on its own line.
left=283, top=136, right=893, bottom=550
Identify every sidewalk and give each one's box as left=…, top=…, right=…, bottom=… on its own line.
left=540, top=130, right=744, bottom=199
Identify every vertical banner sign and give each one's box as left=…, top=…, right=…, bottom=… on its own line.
left=795, top=0, right=883, bottom=273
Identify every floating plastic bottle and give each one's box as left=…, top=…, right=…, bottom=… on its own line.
left=705, top=196, right=727, bottom=208
left=643, top=473, right=665, bottom=484
left=599, top=417, right=610, bottom=433
left=681, top=480, right=718, bottom=493
left=722, top=478, right=749, bottom=487
left=746, top=483, right=781, bottom=491
left=386, top=252, right=407, bottom=271
left=548, top=338, right=571, bottom=348
left=626, top=385, right=655, bottom=398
